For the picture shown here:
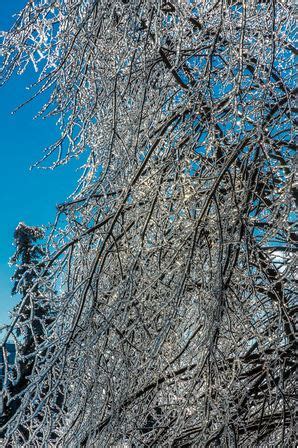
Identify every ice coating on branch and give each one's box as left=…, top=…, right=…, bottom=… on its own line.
left=0, top=1, right=296, bottom=446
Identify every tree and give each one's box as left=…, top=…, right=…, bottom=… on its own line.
left=0, top=1, right=296, bottom=446
left=0, top=223, right=50, bottom=439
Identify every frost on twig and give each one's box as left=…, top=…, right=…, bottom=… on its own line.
left=0, top=1, right=296, bottom=446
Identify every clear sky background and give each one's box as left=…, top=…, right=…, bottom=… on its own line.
left=0, top=2, right=82, bottom=326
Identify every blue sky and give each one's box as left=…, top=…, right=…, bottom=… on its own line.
left=0, top=2, right=81, bottom=325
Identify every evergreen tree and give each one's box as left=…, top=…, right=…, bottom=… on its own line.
left=10, top=222, right=47, bottom=343
left=0, top=223, right=48, bottom=438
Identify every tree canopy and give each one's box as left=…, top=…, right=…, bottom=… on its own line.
left=0, top=1, right=296, bottom=446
